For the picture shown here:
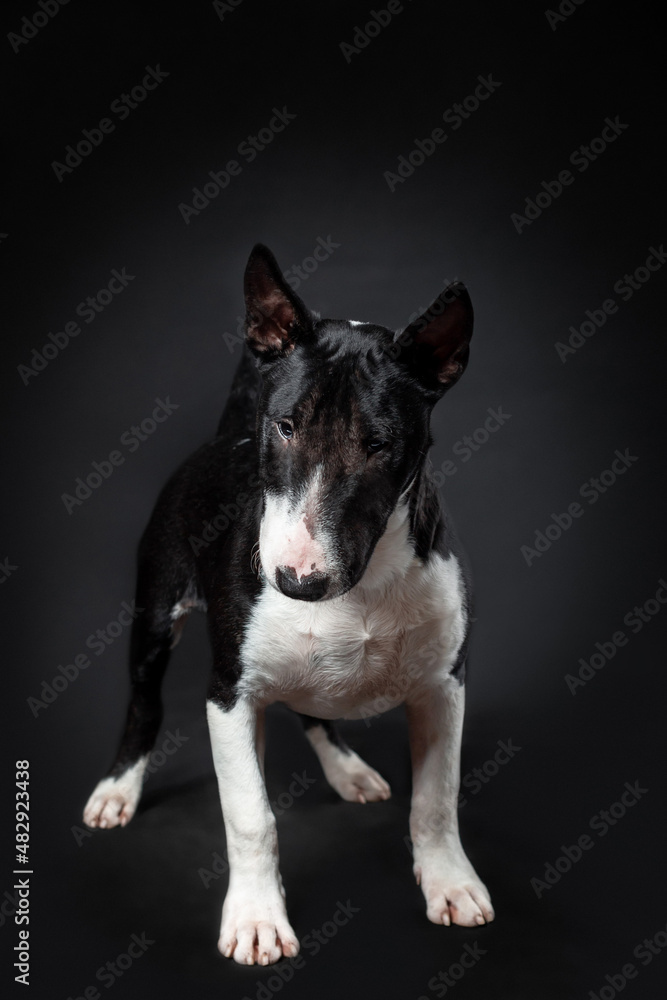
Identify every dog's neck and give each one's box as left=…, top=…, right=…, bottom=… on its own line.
left=354, top=498, right=415, bottom=594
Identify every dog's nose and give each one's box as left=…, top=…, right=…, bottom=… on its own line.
left=275, top=566, right=330, bottom=601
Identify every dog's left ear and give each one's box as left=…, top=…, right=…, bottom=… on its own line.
left=396, top=282, right=474, bottom=393
left=244, top=244, right=312, bottom=357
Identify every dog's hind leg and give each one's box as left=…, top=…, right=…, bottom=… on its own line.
left=299, top=715, right=391, bottom=803
left=83, top=547, right=194, bottom=829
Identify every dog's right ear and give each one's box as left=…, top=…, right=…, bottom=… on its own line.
left=244, top=244, right=312, bottom=358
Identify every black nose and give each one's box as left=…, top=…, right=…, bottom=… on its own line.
left=275, top=566, right=330, bottom=601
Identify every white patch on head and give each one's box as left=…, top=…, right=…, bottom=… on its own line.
left=241, top=498, right=468, bottom=720
left=83, top=756, right=149, bottom=828
left=348, top=320, right=366, bottom=327
left=259, top=464, right=331, bottom=584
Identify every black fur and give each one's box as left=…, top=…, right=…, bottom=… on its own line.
left=298, top=715, right=351, bottom=754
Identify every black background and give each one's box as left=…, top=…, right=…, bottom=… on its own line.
left=2, top=1, right=666, bottom=998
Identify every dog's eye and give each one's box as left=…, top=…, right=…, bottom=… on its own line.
left=276, top=421, right=294, bottom=441
left=367, top=439, right=387, bottom=454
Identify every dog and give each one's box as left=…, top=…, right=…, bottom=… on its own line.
left=83, top=243, right=494, bottom=965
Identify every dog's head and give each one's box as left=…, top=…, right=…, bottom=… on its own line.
left=244, top=244, right=473, bottom=601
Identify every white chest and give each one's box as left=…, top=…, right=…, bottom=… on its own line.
left=238, top=542, right=468, bottom=720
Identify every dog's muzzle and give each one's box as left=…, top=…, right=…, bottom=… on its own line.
left=275, top=565, right=330, bottom=601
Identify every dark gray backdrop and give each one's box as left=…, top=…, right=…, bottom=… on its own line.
left=2, top=2, right=666, bottom=998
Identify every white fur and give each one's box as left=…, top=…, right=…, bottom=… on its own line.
left=259, top=465, right=331, bottom=583
left=306, top=725, right=391, bottom=802
left=170, top=597, right=206, bottom=620
left=241, top=501, right=467, bottom=720
left=207, top=700, right=299, bottom=964
left=83, top=756, right=149, bottom=829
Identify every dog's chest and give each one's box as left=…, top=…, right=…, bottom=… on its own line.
left=238, top=549, right=467, bottom=719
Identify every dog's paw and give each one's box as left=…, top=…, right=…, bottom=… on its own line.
left=325, top=751, right=391, bottom=804
left=416, top=860, right=494, bottom=927
left=83, top=761, right=146, bottom=829
left=218, top=892, right=299, bottom=965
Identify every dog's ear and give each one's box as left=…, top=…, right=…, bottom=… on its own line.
left=396, top=282, right=474, bottom=393
left=244, top=244, right=312, bottom=357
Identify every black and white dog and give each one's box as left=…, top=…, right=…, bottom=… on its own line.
left=83, top=244, right=494, bottom=964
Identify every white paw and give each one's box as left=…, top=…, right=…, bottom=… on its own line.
left=218, top=890, right=299, bottom=965
left=326, top=751, right=391, bottom=803
left=306, top=726, right=391, bottom=803
left=83, top=758, right=147, bottom=829
left=416, top=858, right=494, bottom=927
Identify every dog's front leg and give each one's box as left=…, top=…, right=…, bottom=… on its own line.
left=207, top=697, right=299, bottom=965
left=406, top=677, right=494, bottom=927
